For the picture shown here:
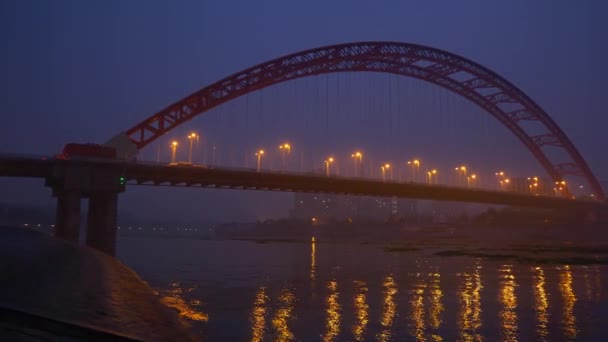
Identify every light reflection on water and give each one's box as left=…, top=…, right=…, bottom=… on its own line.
left=378, top=275, right=397, bottom=342
left=352, top=280, right=368, bottom=341
left=533, top=267, right=549, bottom=341
left=408, top=274, right=425, bottom=341
left=159, top=282, right=208, bottom=323
left=559, top=265, right=577, bottom=340
left=250, top=286, right=267, bottom=342
left=323, top=280, right=341, bottom=342
left=117, top=238, right=608, bottom=341
left=428, top=272, right=443, bottom=341
left=458, top=263, right=482, bottom=341
left=271, top=288, right=295, bottom=341
left=532, top=267, right=549, bottom=341
left=311, top=237, right=316, bottom=282
left=499, top=264, right=518, bottom=342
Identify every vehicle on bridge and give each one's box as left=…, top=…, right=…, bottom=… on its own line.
left=56, top=143, right=117, bottom=161
left=168, top=161, right=209, bottom=168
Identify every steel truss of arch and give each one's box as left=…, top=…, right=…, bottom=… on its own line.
left=124, top=41, right=605, bottom=199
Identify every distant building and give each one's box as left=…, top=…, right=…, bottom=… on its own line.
left=291, top=193, right=418, bottom=222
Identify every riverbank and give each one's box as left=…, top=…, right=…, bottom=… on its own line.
left=0, top=226, right=196, bottom=341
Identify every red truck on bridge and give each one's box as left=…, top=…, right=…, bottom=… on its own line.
left=56, top=143, right=117, bottom=160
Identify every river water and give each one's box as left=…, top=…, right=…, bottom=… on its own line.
left=117, top=237, right=607, bottom=341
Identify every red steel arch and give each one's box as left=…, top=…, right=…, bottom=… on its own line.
left=122, top=41, right=605, bottom=199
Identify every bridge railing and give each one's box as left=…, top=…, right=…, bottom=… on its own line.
left=130, top=158, right=569, bottom=199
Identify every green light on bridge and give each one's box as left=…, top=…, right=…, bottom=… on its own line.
left=119, top=176, right=125, bottom=185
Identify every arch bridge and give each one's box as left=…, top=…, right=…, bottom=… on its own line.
left=110, top=41, right=604, bottom=200
left=11, top=41, right=602, bottom=256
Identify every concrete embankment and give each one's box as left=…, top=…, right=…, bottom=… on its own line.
left=0, top=226, right=196, bottom=341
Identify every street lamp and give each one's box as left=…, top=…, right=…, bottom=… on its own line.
left=187, top=132, right=198, bottom=164
left=555, top=180, right=567, bottom=197
left=407, top=159, right=420, bottom=181
left=279, top=143, right=291, bottom=171
left=528, top=176, right=540, bottom=194
left=469, top=174, right=477, bottom=189
left=170, top=141, right=178, bottom=164
left=500, top=178, right=510, bottom=191
left=351, top=151, right=363, bottom=176
left=427, top=169, right=438, bottom=184
left=495, top=171, right=506, bottom=190
left=454, top=165, right=467, bottom=186
left=381, top=163, right=391, bottom=182
left=255, top=149, right=265, bottom=172
left=324, top=157, right=334, bottom=177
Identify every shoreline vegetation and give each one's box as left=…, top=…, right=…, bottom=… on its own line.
left=392, top=241, right=608, bottom=265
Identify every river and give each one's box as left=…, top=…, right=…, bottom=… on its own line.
left=117, top=236, right=607, bottom=341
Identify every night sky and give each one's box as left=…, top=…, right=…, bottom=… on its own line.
left=1, top=1, right=607, bottom=221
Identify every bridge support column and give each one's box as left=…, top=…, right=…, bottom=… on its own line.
left=54, top=190, right=81, bottom=242
left=47, top=162, right=125, bottom=256
left=86, top=192, right=118, bottom=256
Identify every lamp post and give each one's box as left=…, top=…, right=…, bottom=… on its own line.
left=495, top=171, right=506, bottom=190
left=325, top=157, right=334, bottom=177
left=501, top=178, right=510, bottom=191
left=407, top=159, right=420, bottom=182
left=381, top=163, right=391, bottom=182
left=455, top=165, right=467, bottom=186
left=351, top=152, right=363, bottom=176
left=170, top=141, right=178, bottom=164
left=528, top=176, right=540, bottom=194
left=427, top=169, right=438, bottom=184
left=256, top=150, right=265, bottom=172
left=279, top=143, right=291, bottom=171
left=468, top=174, right=477, bottom=189
left=187, top=132, right=198, bottom=164
left=554, top=180, right=567, bottom=197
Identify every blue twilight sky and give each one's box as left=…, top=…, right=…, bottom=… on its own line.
left=0, top=1, right=607, bottom=221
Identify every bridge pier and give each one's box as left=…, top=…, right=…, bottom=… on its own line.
left=46, top=162, right=125, bottom=256
left=86, top=192, right=118, bottom=256
left=53, top=190, right=81, bottom=242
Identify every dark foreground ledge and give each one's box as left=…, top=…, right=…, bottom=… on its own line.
left=0, top=226, right=196, bottom=341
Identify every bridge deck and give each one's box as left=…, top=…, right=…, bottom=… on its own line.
left=125, top=163, right=599, bottom=209
left=0, top=155, right=602, bottom=210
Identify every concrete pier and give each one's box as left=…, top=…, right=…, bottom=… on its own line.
left=54, top=190, right=81, bottom=242
left=46, top=161, right=125, bottom=256
left=86, top=192, right=118, bottom=256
